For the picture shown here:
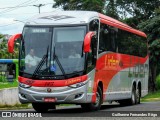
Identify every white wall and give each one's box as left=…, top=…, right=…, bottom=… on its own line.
left=0, top=88, right=20, bottom=106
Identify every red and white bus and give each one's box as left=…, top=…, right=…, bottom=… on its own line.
left=8, top=11, right=148, bottom=112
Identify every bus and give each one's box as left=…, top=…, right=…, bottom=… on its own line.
left=0, top=59, right=18, bottom=82
left=8, top=11, right=148, bottom=112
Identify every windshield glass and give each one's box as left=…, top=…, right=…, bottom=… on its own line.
left=20, top=27, right=52, bottom=75
left=51, top=26, right=86, bottom=76
left=20, top=26, right=86, bottom=79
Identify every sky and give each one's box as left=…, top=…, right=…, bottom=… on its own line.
left=0, top=0, right=60, bottom=35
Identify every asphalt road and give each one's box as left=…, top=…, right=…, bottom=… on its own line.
left=1, top=102, right=160, bottom=118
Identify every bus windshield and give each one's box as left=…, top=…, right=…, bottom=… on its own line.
left=20, top=26, right=86, bottom=79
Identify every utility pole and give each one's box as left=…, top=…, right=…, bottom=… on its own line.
left=33, top=4, right=45, bottom=14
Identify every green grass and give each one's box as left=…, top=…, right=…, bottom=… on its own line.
left=0, top=80, right=18, bottom=89
left=0, top=104, right=31, bottom=110
left=141, top=90, right=160, bottom=102
left=156, top=75, right=160, bottom=89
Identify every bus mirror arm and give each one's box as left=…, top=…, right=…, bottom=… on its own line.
left=83, top=31, right=96, bottom=53
left=8, top=33, right=22, bottom=53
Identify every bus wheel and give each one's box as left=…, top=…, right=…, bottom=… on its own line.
left=32, top=103, right=56, bottom=113
left=136, top=86, right=140, bottom=104
left=81, top=86, right=102, bottom=111
left=130, top=86, right=136, bottom=105
left=119, top=86, right=136, bottom=106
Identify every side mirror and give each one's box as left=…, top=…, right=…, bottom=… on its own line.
left=83, top=32, right=95, bottom=53
left=8, top=33, right=22, bottom=53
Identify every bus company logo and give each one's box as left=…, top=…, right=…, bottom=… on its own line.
left=45, top=82, right=54, bottom=87
left=65, top=78, right=81, bottom=85
left=46, top=88, right=52, bottom=93
left=25, top=79, right=34, bottom=85
left=105, top=55, right=120, bottom=69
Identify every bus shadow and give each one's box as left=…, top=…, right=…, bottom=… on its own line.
left=47, top=103, right=125, bottom=114
left=34, top=103, right=144, bottom=117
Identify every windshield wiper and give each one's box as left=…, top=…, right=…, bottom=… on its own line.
left=32, top=46, right=49, bottom=78
left=53, top=54, right=67, bottom=79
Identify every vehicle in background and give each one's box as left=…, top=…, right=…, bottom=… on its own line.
left=0, top=59, right=18, bottom=82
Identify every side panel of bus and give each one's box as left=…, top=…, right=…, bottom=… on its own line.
left=90, top=22, right=148, bottom=102
left=94, top=53, right=148, bottom=102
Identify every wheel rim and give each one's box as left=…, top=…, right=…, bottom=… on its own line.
left=94, top=91, right=100, bottom=106
left=132, top=89, right=136, bottom=104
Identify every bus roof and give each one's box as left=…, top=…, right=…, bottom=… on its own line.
left=99, top=13, right=147, bottom=38
left=26, top=11, right=146, bottom=38
left=26, top=11, right=98, bottom=26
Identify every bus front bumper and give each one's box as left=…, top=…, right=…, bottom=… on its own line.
left=18, top=84, right=94, bottom=104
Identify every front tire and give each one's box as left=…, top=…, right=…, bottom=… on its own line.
left=32, top=103, right=56, bottom=113
left=81, top=86, right=102, bottom=111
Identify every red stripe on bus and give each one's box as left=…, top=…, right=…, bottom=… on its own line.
left=18, top=75, right=88, bottom=87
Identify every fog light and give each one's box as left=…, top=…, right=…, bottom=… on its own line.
left=21, top=93, right=26, bottom=98
left=75, top=93, right=82, bottom=99
left=69, top=82, right=85, bottom=88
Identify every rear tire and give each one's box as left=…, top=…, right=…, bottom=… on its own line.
left=119, top=86, right=136, bottom=106
left=32, top=103, right=56, bottom=113
left=136, top=86, right=141, bottom=104
left=129, top=86, right=136, bottom=105
left=81, top=86, right=102, bottom=111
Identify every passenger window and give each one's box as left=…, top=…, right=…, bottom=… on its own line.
left=86, top=37, right=97, bottom=73
left=118, top=30, right=147, bottom=57
left=99, top=23, right=118, bottom=53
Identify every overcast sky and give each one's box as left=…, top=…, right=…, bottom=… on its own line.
left=0, top=0, right=60, bottom=35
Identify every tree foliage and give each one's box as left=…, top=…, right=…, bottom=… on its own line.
left=116, top=0, right=160, bottom=28
left=53, top=0, right=105, bottom=13
left=105, top=0, right=119, bottom=19
left=0, top=34, right=19, bottom=59
left=138, top=11, right=160, bottom=91
left=116, top=0, right=160, bottom=19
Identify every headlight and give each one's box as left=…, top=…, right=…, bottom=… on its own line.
left=19, top=82, right=31, bottom=88
left=69, top=82, right=86, bottom=88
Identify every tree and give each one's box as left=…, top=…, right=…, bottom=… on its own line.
left=53, top=0, right=105, bottom=13
left=105, top=0, right=119, bottom=19
left=116, top=0, right=160, bottom=26
left=116, top=0, right=160, bottom=18
left=0, top=34, right=19, bottom=59
left=138, top=11, right=160, bottom=92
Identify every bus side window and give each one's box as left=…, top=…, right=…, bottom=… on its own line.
left=86, top=19, right=99, bottom=73
left=86, top=36, right=97, bottom=73
left=99, top=24, right=118, bottom=53
left=7, top=63, right=16, bottom=82
left=91, top=37, right=97, bottom=65
left=99, top=24, right=107, bottom=53
left=89, top=19, right=99, bottom=32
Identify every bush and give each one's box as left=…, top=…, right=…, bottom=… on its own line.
left=156, top=74, right=160, bottom=90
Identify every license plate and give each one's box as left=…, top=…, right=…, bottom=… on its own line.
left=43, top=98, right=57, bottom=102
